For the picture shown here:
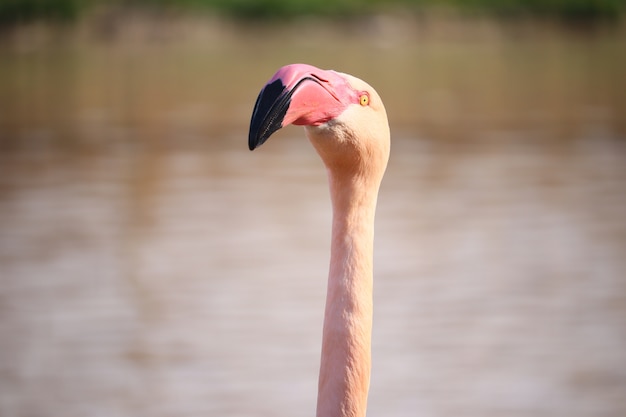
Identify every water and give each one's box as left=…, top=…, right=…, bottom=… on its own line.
left=1, top=130, right=625, bottom=417
left=1, top=15, right=626, bottom=417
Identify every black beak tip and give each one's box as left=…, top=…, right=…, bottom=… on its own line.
left=248, top=122, right=272, bottom=151
left=248, top=124, right=271, bottom=151
left=248, top=132, right=260, bottom=151
left=248, top=79, right=290, bottom=151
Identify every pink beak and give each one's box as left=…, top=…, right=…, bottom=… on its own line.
left=248, top=64, right=358, bottom=150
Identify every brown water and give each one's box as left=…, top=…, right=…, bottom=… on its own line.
left=1, top=16, right=626, bottom=417
left=2, top=133, right=625, bottom=417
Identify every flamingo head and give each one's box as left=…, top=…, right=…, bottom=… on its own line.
left=248, top=63, right=390, bottom=178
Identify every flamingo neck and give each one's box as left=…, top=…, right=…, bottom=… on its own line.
left=316, top=173, right=379, bottom=417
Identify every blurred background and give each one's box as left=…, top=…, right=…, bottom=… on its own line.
left=1, top=1, right=625, bottom=416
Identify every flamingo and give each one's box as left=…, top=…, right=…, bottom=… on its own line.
left=248, top=63, right=390, bottom=417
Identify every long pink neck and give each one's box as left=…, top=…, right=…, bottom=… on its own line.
left=316, top=173, right=380, bottom=417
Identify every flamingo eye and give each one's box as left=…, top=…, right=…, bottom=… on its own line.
left=359, top=93, right=370, bottom=106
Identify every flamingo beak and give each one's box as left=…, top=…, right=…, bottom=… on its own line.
left=248, top=63, right=358, bottom=151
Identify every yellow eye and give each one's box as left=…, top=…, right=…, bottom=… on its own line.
left=359, top=93, right=369, bottom=106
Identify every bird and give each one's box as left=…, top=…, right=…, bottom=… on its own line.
left=248, top=63, right=390, bottom=417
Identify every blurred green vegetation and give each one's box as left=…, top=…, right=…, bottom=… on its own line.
left=0, top=0, right=84, bottom=25
left=0, top=0, right=624, bottom=26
